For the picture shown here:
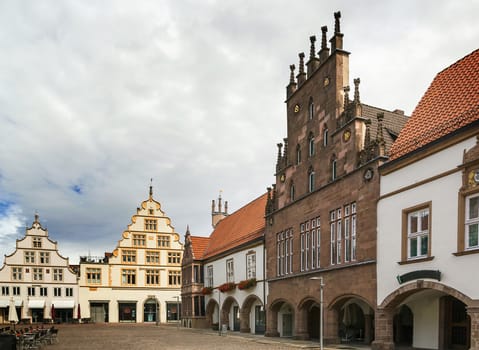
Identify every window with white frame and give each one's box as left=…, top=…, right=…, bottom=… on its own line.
left=331, top=158, right=337, bottom=181
left=66, top=288, right=73, bottom=297
left=344, top=205, right=351, bottom=262
left=121, top=269, right=136, bottom=285
left=290, top=182, right=295, bottom=201
left=406, top=206, right=430, bottom=259
left=146, top=269, right=160, bottom=285
left=226, top=259, right=234, bottom=283
left=336, top=208, right=342, bottom=264
left=40, top=287, right=47, bottom=297
left=330, top=210, right=336, bottom=265
left=132, top=234, right=146, bottom=247
left=122, top=249, right=136, bottom=263
left=277, top=228, right=293, bottom=276
left=12, top=286, right=20, bottom=296
left=86, top=268, right=101, bottom=284
left=206, top=265, right=213, bottom=287
left=296, top=144, right=302, bottom=165
left=351, top=203, right=357, bottom=261
left=465, top=194, right=479, bottom=249
left=28, top=287, right=35, bottom=296
left=1, top=286, right=9, bottom=296
left=146, top=251, right=160, bottom=264
left=246, top=253, right=256, bottom=279
left=308, top=98, right=314, bottom=120
left=300, top=217, right=321, bottom=271
left=54, top=287, right=61, bottom=297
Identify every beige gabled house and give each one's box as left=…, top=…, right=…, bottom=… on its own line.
left=78, top=186, right=183, bottom=323
left=0, top=214, right=78, bottom=324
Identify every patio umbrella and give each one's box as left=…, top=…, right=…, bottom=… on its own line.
left=8, top=297, right=18, bottom=330
left=51, top=304, right=56, bottom=323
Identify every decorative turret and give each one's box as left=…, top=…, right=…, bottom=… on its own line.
left=211, top=192, right=228, bottom=228
left=307, top=36, right=320, bottom=77
left=297, top=52, right=307, bottom=86
left=376, top=112, right=386, bottom=156
left=286, top=64, right=297, bottom=98
left=319, top=26, right=329, bottom=63
left=330, top=11, right=344, bottom=52
left=353, top=78, right=362, bottom=117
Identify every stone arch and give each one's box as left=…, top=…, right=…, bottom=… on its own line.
left=205, top=298, right=219, bottom=328
left=267, top=298, right=295, bottom=338
left=297, top=296, right=321, bottom=340
left=330, top=293, right=375, bottom=344
left=222, top=296, right=240, bottom=331
left=241, top=294, right=263, bottom=334
left=379, top=280, right=473, bottom=309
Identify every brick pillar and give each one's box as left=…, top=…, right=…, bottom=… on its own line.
left=265, top=309, right=279, bottom=337
left=364, top=313, right=373, bottom=344
left=467, top=306, right=479, bottom=350
left=239, top=307, right=251, bottom=333
left=325, top=307, right=339, bottom=343
left=294, top=307, right=309, bottom=340
left=371, top=308, right=394, bottom=350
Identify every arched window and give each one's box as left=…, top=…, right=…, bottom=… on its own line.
left=308, top=98, right=314, bottom=120
left=308, top=167, right=315, bottom=193
left=296, top=144, right=302, bottom=165
left=290, top=182, right=295, bottom=201
left=323, top=127, right=329, bottom=147
left=308, top=132, right=315, bottom=157
left=331, top=156, right=337, bottom=181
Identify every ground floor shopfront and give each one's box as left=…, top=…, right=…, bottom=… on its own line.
left=372, top=280, right=479, bottom=350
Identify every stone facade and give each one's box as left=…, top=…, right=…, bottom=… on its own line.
left=264, top=12, right=407, bottom=344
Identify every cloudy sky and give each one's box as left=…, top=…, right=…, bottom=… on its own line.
left=1, top=1, right=478, bottom=263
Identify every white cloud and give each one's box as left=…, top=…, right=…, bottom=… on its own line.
left=0, top=203, right=26, bottom=260
left=0, top=0, right=478, bottom=263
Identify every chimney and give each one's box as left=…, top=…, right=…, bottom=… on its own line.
left=330, top=11, right=344, bottom=52
left=286, top=64, right=297, bottom=98
left=211, top=192, right=228, bottom=228
left=296, top=52, right=307, bottom=86
left=307, top=35, right=320, bottom=77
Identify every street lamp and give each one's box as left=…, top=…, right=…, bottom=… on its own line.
left=310, top=277, right=324, bottom=350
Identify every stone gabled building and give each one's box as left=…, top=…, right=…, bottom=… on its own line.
left=264, top=12, right=407, bottom=343
left=375, top=49, right=479, bottom=350
left=0, top=214, right=78, bottom=324
left=78, top=186, right=183, bottom=323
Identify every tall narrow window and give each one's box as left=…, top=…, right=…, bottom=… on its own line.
left=300, top=223, right=305, bottom=271
left=402, top=203, right=431, bottom=261
left=277, top=229, right=293, bottom=276
left=323, top=128, right=329, bottom=147
left=290, top=182, right=295, bottom=201
left=331, top=158, right=337, bottom=181
left=226, top=259, right=234, bottom=282
left=308, top=167, right=315, bottom=193
left=246, top=253, right=256, bottom=279
left=330, top=210, right=336, bottom=265
left=206, top=265, right=213, bottom=287
left=296, top=144, right=302, bottom=165
left=351, top=203, right=357, bottom=261
left=336, top=208, right=342, bottom=264
left=308, top=98, right=314, bottom=120
left=465, top=194, right=479, bottom=249
left=344, top=205, right=351, bottom=262
left=308, top=133, right=315, bottom=157
left=316, top=217, right=321, bottom=268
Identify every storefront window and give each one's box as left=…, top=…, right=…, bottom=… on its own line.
left=119, top=302, right=136, bottom=322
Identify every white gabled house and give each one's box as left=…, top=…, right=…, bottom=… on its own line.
left=374, top=49, right=479, bottom=350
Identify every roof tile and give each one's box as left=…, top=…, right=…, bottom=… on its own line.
left=390, top=49, right=479, bottom=160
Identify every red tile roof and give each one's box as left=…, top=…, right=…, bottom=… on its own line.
left=190, top=236, right=210, bottom=260
left=389, top=49, right=479, bottom=160
left=201, top=193, right=267, bottom=260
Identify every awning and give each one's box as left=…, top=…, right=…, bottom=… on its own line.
left=0, top=299, right=22, bottom=307
left=28, top=300, right=45, bottom=309
left=51, top=300, right=74, bottom=309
